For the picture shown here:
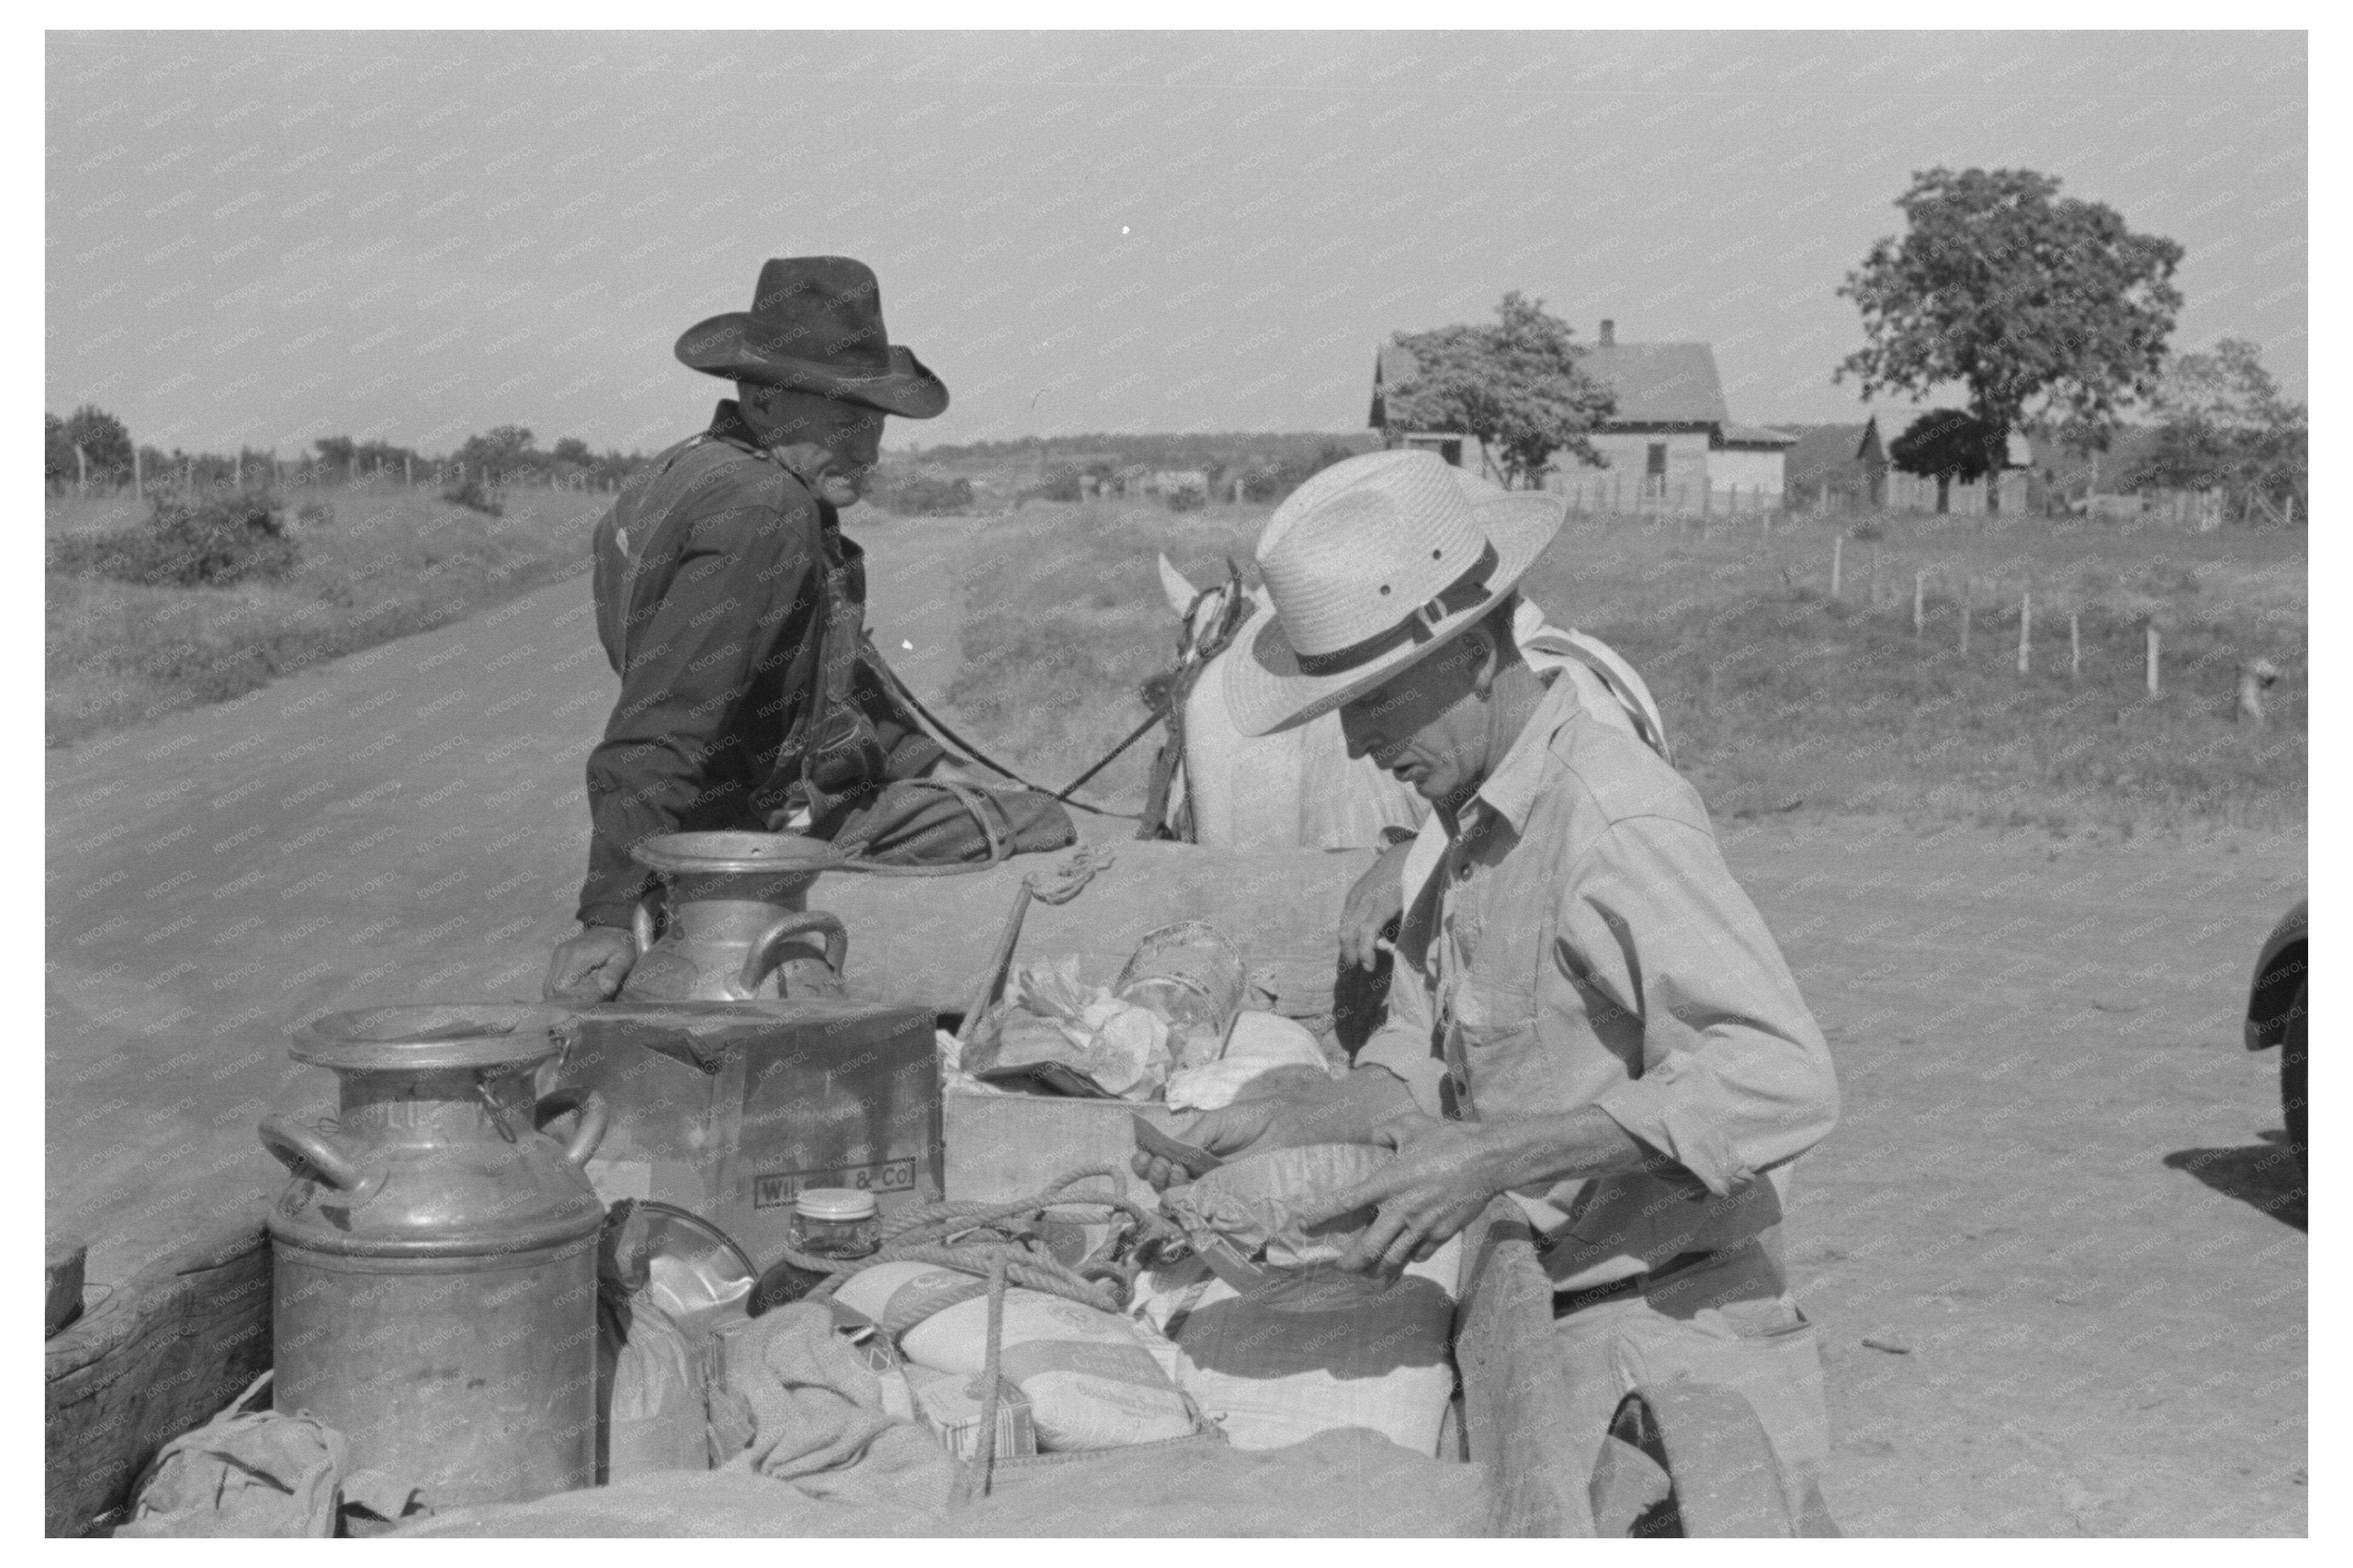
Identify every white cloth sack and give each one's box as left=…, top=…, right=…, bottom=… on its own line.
left=833, top=1262, right=1198, bottom=1452
left=1164, top=1010, right=1334, bottom=1111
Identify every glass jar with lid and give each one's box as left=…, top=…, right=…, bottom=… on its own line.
left=789, top=1187, right=882, bottom=1262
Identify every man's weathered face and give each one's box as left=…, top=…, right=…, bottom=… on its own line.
left=743, top=386, right=886, bottom=504
left=1339, top=630, right=1495, bottom=805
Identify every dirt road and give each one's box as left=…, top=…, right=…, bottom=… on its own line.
left=46, top=516, right=2304, bottom=1535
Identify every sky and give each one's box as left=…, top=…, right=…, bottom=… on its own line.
left=46, top=30, right=2307, bottom=458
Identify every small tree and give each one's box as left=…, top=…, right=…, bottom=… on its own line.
left=1386, top=292, right=1615, bottom=488
left=2127, top=339, right=2306, bottom=516
left=1836, top=167, right=2183, bottom=513
left=59, top=405, right=134, bottom=485
left=1888, top=410, right=1998, bottom=513
left=456, top=425, right=538, bottom=487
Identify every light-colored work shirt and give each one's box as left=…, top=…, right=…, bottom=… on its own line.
left=1357, top=671, right=1839, bottom=1291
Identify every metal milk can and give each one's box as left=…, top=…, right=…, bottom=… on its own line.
left=623, top=831, right=849, bottom=1002
left=260, top=1004, right=608, bottom=1510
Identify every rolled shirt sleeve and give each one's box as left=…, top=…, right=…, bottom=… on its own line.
left=576, top=505, right=817, bottom=927
left=1567, top=817, right=1840, bottom=1197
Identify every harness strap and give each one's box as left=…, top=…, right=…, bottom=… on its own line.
left=863, top=646, right=1138, bottom=820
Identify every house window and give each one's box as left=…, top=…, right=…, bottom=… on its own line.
left=1646, top=442, right=1668, bottom=476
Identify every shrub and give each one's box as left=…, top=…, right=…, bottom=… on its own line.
left=49, top=489, right=300, bottom=588
left=886, top=475, right=976, bottom=516
left=298, top=500, right=335, bottom=529
left=443, top=476, right=504, bottom=516
left=1165, top=487, right=1204, bottom=513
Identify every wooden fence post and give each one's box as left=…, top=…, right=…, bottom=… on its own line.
left=1959, top=579, right=1971, bottom=655
left=1913, top=571, right=1925, bottom=637
left=2017, top=591, right=2031, bottom=675
left=132, top=445, right=143, bottom=499
left=407, top=455, right=415, bottom=488
left=75, top=443, right=87, bottom=498
left=1830, top=535, right=1842, bottom=599
left=1870, top=543, right=1881, bottom=607
left=2145, top=622, right=2159, bottom=696
left=2070, top=610, right=2081, bottom=678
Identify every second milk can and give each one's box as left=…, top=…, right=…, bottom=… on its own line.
left=260, top=1004, right=608, bottom=1509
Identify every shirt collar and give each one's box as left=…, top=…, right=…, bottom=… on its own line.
left=707, top=400, right=835, bottom=512
left=1470, top=669, right=1579, bottom=837
left=707, top=399, right=763, bottom=453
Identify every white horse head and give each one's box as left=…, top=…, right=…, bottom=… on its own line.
left=1144, top=555, right=1673, bottom=854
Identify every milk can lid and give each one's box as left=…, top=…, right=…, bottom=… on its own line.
left=795, top=1188, right=878, bottom=1222
left=288, top=1003, right=563, bottom=1071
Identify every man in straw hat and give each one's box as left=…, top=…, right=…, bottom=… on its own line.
left=1135, top=449, right=1842, bottom=1532
left=546, top=256, right=973, bottom=1003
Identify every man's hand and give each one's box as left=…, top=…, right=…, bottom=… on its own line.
left=1130, top=1069, right=1421, bottom=1192
left=544, top=926, right=639, bottom=1004
left=1305, top=1104, right=1656, bottom=1279
left=1306, top=1115, right=1513, bottom=1277
left=1339, top=834, right=1414, bottom=972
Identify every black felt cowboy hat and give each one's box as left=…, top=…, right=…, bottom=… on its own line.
left=675, top=256, right=949, bottom=419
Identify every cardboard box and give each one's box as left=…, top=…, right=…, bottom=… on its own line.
left=556, top=998, right=942, bottom=1262
left=943, top=1084, right=1181, bottom=1209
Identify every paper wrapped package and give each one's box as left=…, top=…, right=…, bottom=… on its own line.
left=971, top=958, right=1173, bottom=1100
left=1163, top=1143, right=1392, bottom=1268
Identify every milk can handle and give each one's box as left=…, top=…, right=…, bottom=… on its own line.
left=630, top=898, right=658, bottom=958
left=258, top=1115, right=385, bottom=1205
left=742, top=911, right=848, bottom=995
left=532, top=1088, right=610, bottom=1168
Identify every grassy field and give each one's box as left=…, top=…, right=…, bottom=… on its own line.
left=950, top=498, right=2306, bottom=836
left=45, top=482, right=609, bottom=745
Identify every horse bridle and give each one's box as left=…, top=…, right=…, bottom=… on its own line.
left=1139, top=559, right=1257, bottom=841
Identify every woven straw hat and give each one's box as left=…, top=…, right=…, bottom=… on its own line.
left=1224, top=450, right=1565, bottom=736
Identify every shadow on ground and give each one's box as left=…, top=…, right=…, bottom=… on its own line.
left=2164, top=1133, right=2306, bottom=1232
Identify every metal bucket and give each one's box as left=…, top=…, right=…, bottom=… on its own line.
left=260, top=1004, right=608, bottom=1510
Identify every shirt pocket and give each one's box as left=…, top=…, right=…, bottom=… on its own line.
left=1450, top=970, right=1540, bottom=1051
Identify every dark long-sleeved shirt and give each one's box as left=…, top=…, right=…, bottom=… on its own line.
left=575, top=401, right=941, bottom=927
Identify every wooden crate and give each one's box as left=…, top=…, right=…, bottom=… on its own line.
left=46, top=1218, right=273, bottom=1536
left=943, top=1086, right=1182, bottom=1208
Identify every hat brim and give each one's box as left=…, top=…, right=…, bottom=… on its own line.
left=675, top=316, right=950, bottom=419
left=1222, top=489, right=1565, bottom=738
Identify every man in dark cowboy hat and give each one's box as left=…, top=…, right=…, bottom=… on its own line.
left=545, top=255, right=971, bottom=1003
left=1134, top=450, right=1842, bottom=1533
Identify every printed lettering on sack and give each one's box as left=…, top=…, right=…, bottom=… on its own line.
left=753, top=1158, right=916, bottom=1209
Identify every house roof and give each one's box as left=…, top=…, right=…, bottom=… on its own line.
left=1578, top=343, right=1730, bottom=427
left=1372, top=339, right=1732, bottom=431
left=1720, top=422, right=1797, bottom=448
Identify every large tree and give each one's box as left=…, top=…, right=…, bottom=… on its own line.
left=1835, top=167, right=2184, bottom=513
left=1385, top=292, right=1615, bottom=489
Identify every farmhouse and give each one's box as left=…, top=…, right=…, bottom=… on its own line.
left=1369, top=319, right=1798, bottom=507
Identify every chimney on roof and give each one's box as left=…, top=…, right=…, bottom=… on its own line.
left=1599, top=319, right=1615, bottom=347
